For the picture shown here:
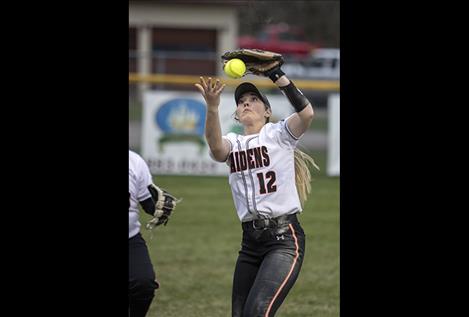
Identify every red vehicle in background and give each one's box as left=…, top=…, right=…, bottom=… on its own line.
left=238, top=23, right=317, bottom=59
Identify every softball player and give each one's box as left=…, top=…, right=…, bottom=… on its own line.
left=195, top=65, right=317, bottom=316
left=128, top=150, right=159, bottom=317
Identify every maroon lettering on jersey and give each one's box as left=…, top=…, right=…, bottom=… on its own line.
left=247, top=148, right=255, bottom=169
left=261, top=146, right=270, bottom=166
left=239, top=151, right=247, bottom=171
left=229, top=146, right=271, bottom=173
left=235, top=152, right=241, bottom=172
left=253, top=147, right=263, bottom=168
left=229, top=153, right=236, bottom=173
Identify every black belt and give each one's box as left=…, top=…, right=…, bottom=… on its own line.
left=242, top=213, right=298, bottom=231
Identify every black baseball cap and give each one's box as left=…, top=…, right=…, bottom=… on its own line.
left=234, top=82, right=271, bottom=108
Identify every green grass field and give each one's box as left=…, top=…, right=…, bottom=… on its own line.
left=139, top=168, right=339, bottom=316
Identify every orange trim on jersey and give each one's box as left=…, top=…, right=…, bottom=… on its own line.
left=264, top=224, right=299, bottom=317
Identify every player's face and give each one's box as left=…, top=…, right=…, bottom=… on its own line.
left=237, top=92, right=270, bottom=124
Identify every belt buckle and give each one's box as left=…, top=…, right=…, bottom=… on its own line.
left=252, top=219, right=268, bottom=230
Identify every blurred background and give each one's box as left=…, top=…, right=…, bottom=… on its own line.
left=129, top=1, right=339, bottom=316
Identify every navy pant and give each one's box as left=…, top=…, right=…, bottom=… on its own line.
left=232, top=220, right=306, bottom=317
left=129, top=233, right=159, bottom=317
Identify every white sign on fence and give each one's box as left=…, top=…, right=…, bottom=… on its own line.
left=142, top=90, right=293, bottom=176
left=327, top=94, right=340, bottom=176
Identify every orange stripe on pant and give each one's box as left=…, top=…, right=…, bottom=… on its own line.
left=264, top=224, right=300, bottom=317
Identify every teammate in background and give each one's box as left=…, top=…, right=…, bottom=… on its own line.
left=195, top=60, right=318, bottom=316
left=129, top=150, right=178, bottom=317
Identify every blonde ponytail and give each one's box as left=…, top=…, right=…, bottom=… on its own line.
left=294, top=148, right=320, bottom=207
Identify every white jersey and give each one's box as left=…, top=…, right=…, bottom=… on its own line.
left=219, top=114, right=302, bottom=222
left=129, top=150, right=153, bottom=238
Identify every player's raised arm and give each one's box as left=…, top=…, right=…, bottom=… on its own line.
left=222, top=49, right=314, bottom=138
left=271, top=72, right=314, bottom=139
left=194, top=76, right=230, bottom=162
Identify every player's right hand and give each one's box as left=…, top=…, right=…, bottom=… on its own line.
left=194, top=77, right=226, bottom=110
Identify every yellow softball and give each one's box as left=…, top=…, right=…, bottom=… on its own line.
left=224, top=58, right=246, bottom=79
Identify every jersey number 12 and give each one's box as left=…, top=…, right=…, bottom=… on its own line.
left=257, top=171, right=277, bottom=194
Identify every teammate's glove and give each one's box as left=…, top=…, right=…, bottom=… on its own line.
left=221, top=48, right=285, bottom=81
left=146, top=184, right=181, bottom=230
